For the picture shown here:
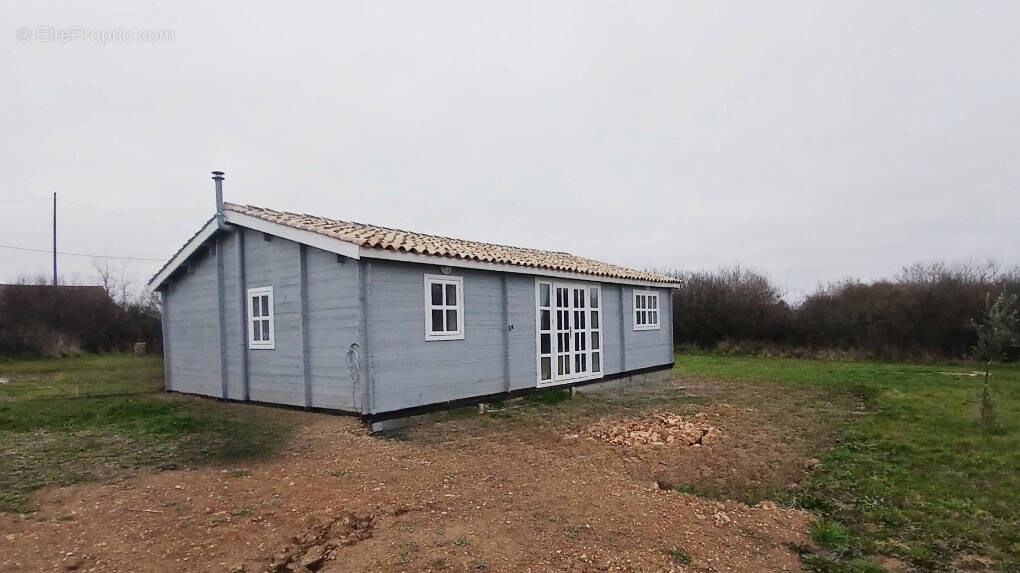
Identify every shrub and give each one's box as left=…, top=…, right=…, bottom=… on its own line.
left=668, top=266, right=790, bottom=348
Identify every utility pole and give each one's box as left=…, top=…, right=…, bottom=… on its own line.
left=52, top=192, right=57, bottom=285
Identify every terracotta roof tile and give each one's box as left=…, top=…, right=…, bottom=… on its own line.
left=226, top=203, right=678, bottom=284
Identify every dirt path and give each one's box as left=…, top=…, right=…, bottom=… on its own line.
left=0, top=380, right=819, bottom=572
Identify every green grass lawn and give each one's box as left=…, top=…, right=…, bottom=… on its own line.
left=674, top=354, right=1020, bottom=572
left=0, top=354, right=297, bottom=514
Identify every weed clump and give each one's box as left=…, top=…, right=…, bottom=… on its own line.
left=524, top=388, right=569, bottom=405
left=667, top=546, right=692, bottom=564
left=811, top=518, right=850, bottom=552
left=0, top=492, right=33, bottom=513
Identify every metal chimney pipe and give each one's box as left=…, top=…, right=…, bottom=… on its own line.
left=212, top=171, right=227, bottom=228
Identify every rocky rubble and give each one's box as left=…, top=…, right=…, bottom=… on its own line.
left=586, top=411, right=718, bottom=447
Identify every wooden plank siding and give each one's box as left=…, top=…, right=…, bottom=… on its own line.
left=165, top=246, right=222, bottom=397
left=362, top=262, right=671, bottom=413
left=366, top=261, right=508, bottom=413
left=304, top=247, right=359, bottom=410
left=219, top=231, right=246, bottom=400
left=164, top=230, right=358, bottom=409
left=161, top=228, right=674, bottom=416
left=621, top=286, right=674, bottom=370
left=242, top=230, right=305, bottom=406
left=600, top=284, right=624, bottom=375
left=505, top=274, right=537, bottom=391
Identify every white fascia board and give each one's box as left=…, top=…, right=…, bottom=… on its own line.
left=223, top=211, right=362, bottom=260
left=147, top=218, right=220, bottom=291
left=358, top=248, right=680, bottom=289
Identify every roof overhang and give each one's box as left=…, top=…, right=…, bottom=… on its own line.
left=148, top=212, right=679, bottom=291
left=360, top=248, right=679, bottom=288
left=224, top=211, right=361, bottom=260
left=147, top=217, right=220, bottom=291
left=147, top=212, right=365, bottom=292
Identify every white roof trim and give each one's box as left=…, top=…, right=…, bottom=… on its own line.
left=223, top=211, right=361, bottom=260
left=358, top=248, right=679, bottom=288
left=147, top=218, right=219, bottom=290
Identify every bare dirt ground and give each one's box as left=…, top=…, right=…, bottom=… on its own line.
left=0, top=373, right=852, bottom=572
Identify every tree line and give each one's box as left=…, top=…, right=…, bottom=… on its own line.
left=667, top=262, right=1020, bottom=360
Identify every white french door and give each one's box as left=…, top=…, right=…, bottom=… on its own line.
left=536, top=280, right=602, bottom=387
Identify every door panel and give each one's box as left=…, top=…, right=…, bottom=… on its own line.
left=539, top=281, right=599, bottom=386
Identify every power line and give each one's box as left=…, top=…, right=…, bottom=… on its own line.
left=0, top=197, right=48, bottom=204
left=0, top=244, right=164, bottom=262
left=1, top=195, right=194, bottom=232
left=59, top=198, right=193, bottom=232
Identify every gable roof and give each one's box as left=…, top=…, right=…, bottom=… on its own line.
left=148, top=203, right=679, bottom=289
left=226, top=204, right=677, bottom=284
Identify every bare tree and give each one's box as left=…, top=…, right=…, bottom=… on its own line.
left=92, top=259, right=133, bottom=307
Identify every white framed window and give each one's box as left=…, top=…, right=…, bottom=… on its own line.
left=424, top=274, right=464, bottom=341
left=633, top=290, right=660, bottom=331
left=247, top=286, right=276, bottom=349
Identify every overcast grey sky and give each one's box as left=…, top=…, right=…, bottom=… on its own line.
left=3, top=1, right=1018, bottom=300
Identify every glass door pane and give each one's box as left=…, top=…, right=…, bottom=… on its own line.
left=555, top=287, right=571, bottom=376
